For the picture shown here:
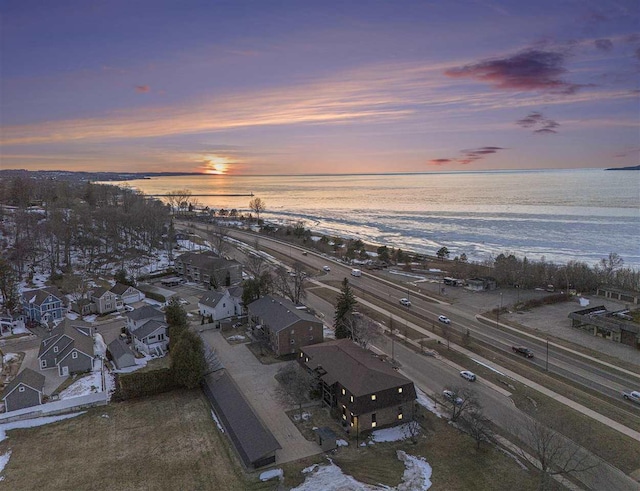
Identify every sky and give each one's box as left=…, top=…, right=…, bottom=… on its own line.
left=1, top=0, right=639, bottom=175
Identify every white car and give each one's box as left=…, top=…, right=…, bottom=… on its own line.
left=323, top=266, right=331, bottom=272
left=399, top=298, right=411, bottom=307
left=443, top=389, right=463, bottom=405
left=460, top=370, right=476, bottom=382
left=438, top=315, right=450, bottom=324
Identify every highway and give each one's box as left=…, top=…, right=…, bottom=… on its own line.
left=182, top=222, right=640, bottom=489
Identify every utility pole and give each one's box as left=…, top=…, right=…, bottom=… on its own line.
left=496, top=292, right=503, bottom=328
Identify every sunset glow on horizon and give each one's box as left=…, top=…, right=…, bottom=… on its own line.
left=1, top=1, right=638, bottom=175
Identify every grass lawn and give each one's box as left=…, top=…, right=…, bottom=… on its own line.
left=0, top=390, right=273, bottom=491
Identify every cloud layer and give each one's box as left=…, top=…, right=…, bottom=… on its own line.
left=516, top=111, right=560, bottom=134
left=429, top=146, right=505, bottom=166
left=445, top=49, right=583, bottom=94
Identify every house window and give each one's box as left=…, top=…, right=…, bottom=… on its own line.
left=350, top=395, right=354, bottom=403
left=41, top=360, right=47, bottom=368
left=158, top=333, right=165, bottom=341
left=398, top=387, right=403, bottom=394
left=350, top=413, right=354, bottom=427
left=19, top=386, right=25, bottom=393
left=371, top=413, right=377, bottom=428
left=398, top=407, right=403, bottom=420
left=371, top=394, right=377, bottom=401
left=309, top=326, right=313, bottom=331
left=342, top=405, right=347, bottom=420
left=305, top=356, right=309, bottom=362
left=148, top=335, right=156, bottom=342
left=53, top=346, right=59, bottom=353
left=341, top=388, right=346, bottom=395
left=72, top=352, right=78, bottom=359
left=299, top=352, right=304, bottom=358
left=290, top=330, right=295, bottom=335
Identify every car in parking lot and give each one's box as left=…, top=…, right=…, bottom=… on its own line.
left=460, top=370, right=476, bottom=382
left=438, top=315, right=450, bottom=324
left=399, top=298, right=411, bottom=307
left=323, top=265, right=331, bottom=272
left=442, top=389, right=463, bottom=405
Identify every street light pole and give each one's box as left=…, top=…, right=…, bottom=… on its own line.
left=496, top=292, right=503, bottom=328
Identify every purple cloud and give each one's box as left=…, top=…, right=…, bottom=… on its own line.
left=445, top=49, right=583, bottom=94
left=516, top=111, right=559, bottom=134
left=431, top=146, right=505, bottom=166
left=595, top=39, right=613, bottom=51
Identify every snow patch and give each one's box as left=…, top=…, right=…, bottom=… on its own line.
left=0, top=449, right=11, bottom=477
left=2, top=353, right=19, bottom=364
left=0, top=412, right=86, bottom=442
left=227, top=335, right=246, bottom=342
left=259, top=468, right=283, bottom=482
left=94, top=333, right=107, bottom=357
left=336, top=439, right=349, bottom=447
left=578, top=297, right=590, bottom=307
left=471, top=358, right=506, bottom=376
left=415, top=388, right=447, bottom=419
left=210, top=410, right=224, bottom=433
left=370, top=423, right=414, bottom=443
left=396, top=450, right=432, bottom=490
left=58, top=372, right=103, bottom=400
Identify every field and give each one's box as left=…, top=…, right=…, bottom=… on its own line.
left=0, top=390, right=270, bottom=491
left=0, top=389, right=548, bottom=491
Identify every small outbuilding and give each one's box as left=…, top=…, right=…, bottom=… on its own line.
left=1, top=368, right=46, bottom=412
left=108, top=338, right=137, bottom=370
left=314, top=426, right=338, bottom=452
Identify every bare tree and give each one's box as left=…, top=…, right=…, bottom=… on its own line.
left=244, top=251, right=270, bottom=279
left=209, top=223, right=229, bottom=257
left=165, top=189, right=192, bottom=216
left=273, top=262, right=307, bottom=304
left=459, top=408, right=492, bottom=449
left=350, top=316, right=382, bottom=349
left=403, top=418, right=422, bottom=444
left=249, top=197, right=266, bottom=223
left=444, top=386, right=480, bottom=422
left=63, top=272, right=91, bottom=320
left=512, top=418, right=598, bottom=490
left=275, top=361, right=316, bottom=419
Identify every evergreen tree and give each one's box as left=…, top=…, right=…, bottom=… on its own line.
left=334, top=277, right=357, bottom=339
left=171, top=330, right=206, bottom=389
left=165, top=297, right=188, bottom=329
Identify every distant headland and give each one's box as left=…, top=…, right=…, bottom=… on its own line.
left=605, top=164, right=640, bottom=171
left=0, top=169, right=205, bottom=182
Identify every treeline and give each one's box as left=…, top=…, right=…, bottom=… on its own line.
left=0, top=174, right=170, bottom=277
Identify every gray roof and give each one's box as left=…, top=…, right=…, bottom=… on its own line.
left=126, top=305, right=164, bottom=322
left=248, top=295, right=320, bottom=333
left=199, top=291, right=225, bottom=308
left=202, top=370, right=280, bottom=467
left=22, top=287, right=63, bottom=306
left=108, top=338, right=135, bottom=361
left=133, top=319, right=167, bottom=340
left=1, top=368, right=45, bottom=400
left=91, top=287, right=109, bottom=299
left=38, top=319, right=94, bottom=358
left=301, top=339, right=413, bottom=397
left=176, top=251, right=241, bottom=272
left=110, top=283, right=139, bottom=295
left=227, top=286, right=243, bottom=299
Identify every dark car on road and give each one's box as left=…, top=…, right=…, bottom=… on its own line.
left=512, top=346, right=534, bottom=358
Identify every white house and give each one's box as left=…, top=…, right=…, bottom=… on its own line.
left=125, top=305, right=165, bottom=333
left=110, top=283, right=145, bottom=305
left=198, top=289, right=243, bottom=325
left=132, top=319, right=169, bottom=357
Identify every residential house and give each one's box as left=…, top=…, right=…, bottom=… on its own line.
left=37, top=319, right=95, bottom=376
left=131, top=319, right=169, bottom=356
left=107, top=338, right=137, bottom=370
left=110, top=283, right=145, bottom=305
left=198, top=289, right=243, bottom=325
left=174, top=251, right=242, bottom=287
left=125, top=305, right=165, bottom=333
left=299, top=339, right=417, bottom=434
left=1, top=368, right=46, bottom=412
left=247, top=295, right=323, bottom=356
left=21, top=287, right=66, bottom=325
left=90, top=287, right=122, bottom=314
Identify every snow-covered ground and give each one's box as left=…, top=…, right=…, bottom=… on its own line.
left=415, top=388, right=448, bottom=419
left=259, top=468, right=283, bottom=482
left=2, top=353, right=19, bottom=364
left=58, top=372, right=102, bottom=400
left=369, top=423, right=415, bottom=443
left=227, top=335, right=246, bottom=342
left=471, top=359, right=506, bottom=376
left=292, top=452, right=433, bottom=491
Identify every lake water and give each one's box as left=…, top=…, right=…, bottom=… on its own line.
left=114, top=169, right=640, bottom=268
